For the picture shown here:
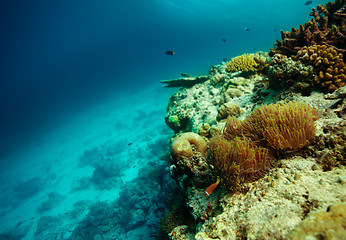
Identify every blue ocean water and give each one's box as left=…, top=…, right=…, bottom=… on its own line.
left=0, top=0, right=329, bottom=239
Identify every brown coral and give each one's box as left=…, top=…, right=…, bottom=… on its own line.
left=224, top=102, right=320, bottom=153
left=216, top=102, right=241, bottom=121
left=226, top=54, right=258, bottom=72
left=296, top=44, right=346, bottom=91
left=171, top=132, right=207, bottom=161
left=269, top=0, right=346, bottom=57
left=209, top=135, right=274, bottom=191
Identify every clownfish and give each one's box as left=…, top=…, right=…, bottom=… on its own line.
left=204, top=178, right=220, bottom=197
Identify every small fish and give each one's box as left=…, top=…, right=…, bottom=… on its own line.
left=222, top=38, right=226, bottom=42
left=304, top=1, right=313, bottom=5
left=204, top=179, right=220, bottom=197
left=244, top=27, right=250, bottom=31
left=128, top=142, right=133, bottom=146
left=165, top=50, right=175, bottom=55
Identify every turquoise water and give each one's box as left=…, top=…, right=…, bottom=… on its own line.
left=0, top=0, right=329, bottom=239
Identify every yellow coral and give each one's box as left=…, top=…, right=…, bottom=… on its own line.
left=226, top=54, right=258, bottom=72
left=171, top=132, right=207, bottom=161
left=296, top=44, right=346, bottom=91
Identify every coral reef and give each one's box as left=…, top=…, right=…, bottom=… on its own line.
left=219, top=88, right=243, bottom=104
left=226, top=54, right=258, bottom=72
left=268, top=53, right=314, bottom=93
left=198, top=123, right=211, bottom=138
left=210, top=73, right=227, bottom=86
left=269, top=0, right=346, bottom=57
left=209, top=135, right=274, bottom=191
left=216, top=102, right=240, bottom=121
left=163, top=23, right=345, bottom=238
left=296, top=44, right=346, bottom=91
left=194, top=155, right=346, bottom=240
left=165, top=83, right=220, bottom=133
left=288, top=202, right=346, bottom=240
left=171, top=132, right=207, bottom=161
left=170, top=132, right=214, bottom=188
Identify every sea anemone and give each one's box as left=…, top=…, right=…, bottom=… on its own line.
left=223, top=102, right=319, bottom=153
left=209, top=135, right=274, bottom=191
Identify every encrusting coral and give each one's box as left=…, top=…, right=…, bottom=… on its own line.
left=296, top=44, right=346, bottom=91
left=209, top=135, right=274, bottom=191
left=171, top=132, right=207, bottom=161
left=223, top=102, right=320, bottom=153
left=226, top=54, right=258, bottom=72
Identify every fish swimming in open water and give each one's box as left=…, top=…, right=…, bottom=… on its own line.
left=165, top=50, right=175, bottom=55
left=304, top=1, right=313, bottom=5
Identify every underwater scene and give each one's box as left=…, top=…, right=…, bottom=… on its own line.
left=0, top=0, right=345, bottom=239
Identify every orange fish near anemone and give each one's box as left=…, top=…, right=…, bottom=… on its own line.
left=204, top=178, right=220, bottom=197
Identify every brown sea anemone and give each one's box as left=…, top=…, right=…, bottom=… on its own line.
left=223, top=102, right=320, bottom=153
left=209, top=135, right=274, bottom=191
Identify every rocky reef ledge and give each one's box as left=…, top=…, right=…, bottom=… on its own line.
left=160, top=2, right=346, bottom=239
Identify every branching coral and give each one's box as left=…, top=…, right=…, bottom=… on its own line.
left=296, top=44, right=346, bottom=91
left=171, top=132, right=207, bottom=161
left=209, top=135, right=274, bottom=191
left=226, top=102, right=320, bottom=153
left=226, top=54, right=258, bottom=72
left=269, top=0, right=346, bottom=57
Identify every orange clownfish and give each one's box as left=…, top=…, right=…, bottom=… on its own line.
left=204, top=179, right=220, bottom=197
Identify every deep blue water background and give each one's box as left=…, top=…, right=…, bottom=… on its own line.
left=0, top=0, right=327, bottom=150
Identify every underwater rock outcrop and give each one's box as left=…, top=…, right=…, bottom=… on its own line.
left=162, top=4, right=346, bottom=237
